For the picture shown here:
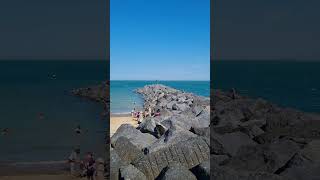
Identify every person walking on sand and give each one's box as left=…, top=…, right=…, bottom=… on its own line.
left=84, top=152, right=96, bottom=180
left=138, top=111, right=144, bottom=123
left=131, top=108, right=136, bottom=118
left=95, top=158, right=105, bottom=180
left=68, top=148, right=80, bottom=176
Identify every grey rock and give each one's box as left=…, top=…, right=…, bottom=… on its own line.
left=211, top=163, right=288, bottom=180
left=132, top=137, right=210, bottom=179
left=192, top=105, right=203, bottom=117
left=301, top=140, right=320, bottom=163
left=138, top=117, right=157, bottom=134
left=111, top=124, right=157, bottom=150
left=175, top=103, right=189, bottom=111
left=113, top=137, right=144, bottom=164
left=190, top=127, right=209, bottom=138
left=212, top=131, right=256, bottom=156
left=225, top=139, right=300, bottom=173
left=110, top=148, right=127, bottom=180
left=191, top=160, right=210, bottom=180
left=148, top=126, right=197, bottom=152
left=281, top=163, right=320, bottom=180
left=211, top=154, right=229, bottom=165
left=159, top=164, right=197, bottom=180
left=120, top=164, right=147, bottom=180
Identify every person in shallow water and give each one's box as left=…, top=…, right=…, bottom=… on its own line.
left=75, top=125, right=82, bottom=134
left=1, top=128, right=9, bottom=136
left=38, top=112, right=45, bottom=120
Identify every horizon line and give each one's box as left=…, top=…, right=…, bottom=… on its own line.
left=213, top=59, right=320, bottom=61
left=110, top=79, right=210, bottom=81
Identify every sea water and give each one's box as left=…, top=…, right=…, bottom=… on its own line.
left=110, top=81, right=210, bottom=113
left=213, top=60, right=320, bottom=113
left=0, top=60, right=108, bottom=163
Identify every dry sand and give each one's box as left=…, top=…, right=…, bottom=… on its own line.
left=110, top=115, right=138, bottom=136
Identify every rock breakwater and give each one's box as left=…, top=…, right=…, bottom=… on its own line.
left=210, top=89, right=320, bottom=180
left=111, top=84, right=210, bottom=179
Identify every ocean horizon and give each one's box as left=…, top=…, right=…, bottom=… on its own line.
left=110, top=80, right=210, bottom=114
left=0, top=60, right=108, bottom=163
left=213, top=60, right=320, bottom=113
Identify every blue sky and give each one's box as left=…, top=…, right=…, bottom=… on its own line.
left=110, top=0, right=210, bottom=80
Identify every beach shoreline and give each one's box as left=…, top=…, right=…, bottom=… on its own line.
left=0, top=161, right=68, bottom=177
left=110, top=114, right=138, bottom=136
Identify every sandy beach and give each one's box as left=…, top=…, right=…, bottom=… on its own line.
left=110, top=114, right=138, bottom=136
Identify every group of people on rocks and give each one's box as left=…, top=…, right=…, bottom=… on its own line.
left=131, top=104, right=161, bottom=123
left=68, top=148, right=105, bottom=180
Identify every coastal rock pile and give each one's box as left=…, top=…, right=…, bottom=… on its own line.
left=71, top=81, right=109, bottom=117
left=210, top=89, right=320, bottom=180
left=111, top=84, right=211, bottom=179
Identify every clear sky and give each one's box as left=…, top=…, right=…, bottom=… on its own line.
left=110, top=0, right=210, bottom=80
left=214, top=0, right=320, bottom=60
left=0, top=0, right=107, bottom=60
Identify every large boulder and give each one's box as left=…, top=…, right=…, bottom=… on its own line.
left=192, top=105, right=203, bottom=116
left=148, top=126, right=197, bottom=152
left=212, top=131, right=256, bottom=156
left=132, top=137, right=210, bottom=179
left=158, top=164, right=197, bottom=180
left=301, top=140, right=320, bottom=163
left=191, top=160, right=210, bottom=180
left=190, top=127, right=210, bottom=138
left=120, top=164, right=147, bottom=180
left=211, top=163, right=288, bottom=180
left=113, top=137, right=144, bottom=164
left=110, top=148, right=127, bottom=180
left=225, top=139, right=300, bottom=173
left=111, top=124, right=157, bottom=150
left=138, top=117, right=157, bottom=134
left=280, top=163, right=320, bottom=180
left=161, top=115, right=192, bottom=130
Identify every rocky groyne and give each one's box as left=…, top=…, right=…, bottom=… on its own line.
left=111, top=84, right=211, bottom=180
left=73, top=82, right=320, bottom=180
left=210, top=89, right=320, bottom=180
left=71, top=81, right=109, bottom=117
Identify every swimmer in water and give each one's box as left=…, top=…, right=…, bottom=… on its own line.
left=1, top=128, right=9, bottom=136
left=75, top=125, right=82, bottom=134
left=38, top=112, right=45, bottom=120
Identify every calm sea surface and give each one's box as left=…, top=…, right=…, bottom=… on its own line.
left=213, top=60, right=320, bottom=113
left=0, top=60, right=108, bottom=163
left=110, top=81, right=210, bottom=113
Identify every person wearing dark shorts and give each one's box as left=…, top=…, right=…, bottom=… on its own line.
left=85, top=152, right=96, bottom=180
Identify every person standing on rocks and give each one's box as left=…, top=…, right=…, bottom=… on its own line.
left=148, top=105, right=152, bottom=117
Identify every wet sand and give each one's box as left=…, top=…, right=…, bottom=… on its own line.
left=110, top=114, right=138, bottom=136
left=0, top=174, right=86, bottom=180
